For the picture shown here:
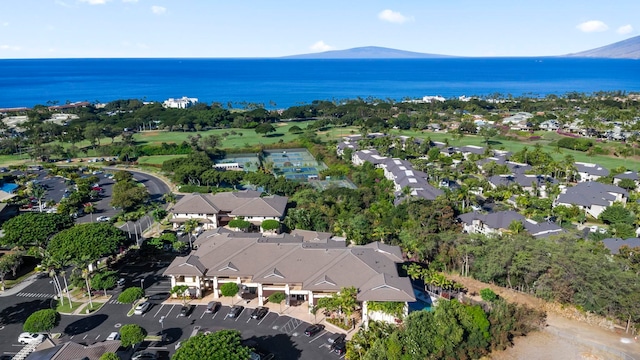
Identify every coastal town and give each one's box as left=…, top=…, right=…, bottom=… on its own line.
left=1, top=93, right=640, bottom=359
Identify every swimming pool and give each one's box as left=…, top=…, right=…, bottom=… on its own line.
left=408, top=287, right=433, bottom=312
left=0, top=183, right=18, bottom=193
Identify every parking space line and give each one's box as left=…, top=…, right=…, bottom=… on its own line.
left=246, top=317, right=252, bottom=324
left=200, top=311, right=206, bottom=319
left=82, top=335, right=88, bottom=340
left=309, top=331, right=326, bottom=343
left=211, top=312, right=219, bottom=320
left=257, top=315, right=269, bottom=325
left=95, top=335, right=101, bottom=340
left=165, top=304, right=176, bottom=318
left=153, top=304, right=165, bottom=318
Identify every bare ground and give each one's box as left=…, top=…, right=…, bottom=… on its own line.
left=447, top=274, right=640, bottom=360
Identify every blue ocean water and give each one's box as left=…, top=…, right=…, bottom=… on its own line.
left=0, top=58, right=639, bottom=108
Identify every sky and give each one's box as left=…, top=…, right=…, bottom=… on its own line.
left=0, top=0, right=638, bottom=59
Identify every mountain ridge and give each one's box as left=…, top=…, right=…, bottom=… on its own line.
left=280, top=46, right=454, bottom=59
left=564, top=35, right=640, bottom=59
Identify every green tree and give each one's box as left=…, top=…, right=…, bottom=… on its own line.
left=228, top=218, right=251, bottom=231
left=99, top=353, right=120, bottom=360
left=119, top=324, right=146, bottom=348
left=118, top=287, right=144, bottom=303
left=220, top=282, right=239, bottom=299
left=91, top=270, right=118, bottom=296
left=172, top=330, right=251, bottom=360
left=254, top=123, right=276, bottom=136
left=23, top=309, right=59, bottom=334
left=617, top=178, right=637, bottom=191
left=599, top=204, right=633, bottom=225
left=47, top=223, right=127, bottom=265
left=171, top=284, right=191, bottom=305
left=479, top=126, right=499, bottom=145
left=1, top=212, right=73, bottom=249
left=183, top=218, right=199, bottom=249
left=0, top=253, right=22, bottom=291
left=316, top=286, right=359, bottom=326
left=110, top=180, right=149, bottom=211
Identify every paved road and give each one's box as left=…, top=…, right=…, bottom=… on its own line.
left=0, top=264, right=341, bottom=360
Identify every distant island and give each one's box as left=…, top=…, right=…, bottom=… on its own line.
left=564, top=35, right=640, bottom=59
left=280, top=46, right=453, bottom=59
left=282, top=36, right=640, bottom=59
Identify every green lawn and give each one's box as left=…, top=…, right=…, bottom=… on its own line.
left=137, top=154, right=186, bottom=165
left=56, top=300, right=83, bottom=314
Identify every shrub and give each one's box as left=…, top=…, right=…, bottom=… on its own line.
left=480, top=288, right=498, bottom=302
left=99, top=353, right=120, bottom=360
left=261, top=220, right=280, bottom=231
left=118, top=287, right=144, bottom=304
left=228, top=219, right=251, bottom=230
left=557, top=137, right=593, bottom=152
left=268, top=292, right=286, bottom=305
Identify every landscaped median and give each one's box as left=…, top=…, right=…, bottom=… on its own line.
left=127, top=297, right=149, bottom=317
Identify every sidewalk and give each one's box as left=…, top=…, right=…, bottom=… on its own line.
left=0, top=273, right=41, bottom=297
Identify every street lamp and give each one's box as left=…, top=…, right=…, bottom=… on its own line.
left=140, top=278, right=144, bottom=289
left=159, top=315, right=165, bottom=329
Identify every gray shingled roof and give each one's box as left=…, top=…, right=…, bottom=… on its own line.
left=171, top=193, right=220, bottom=214
left=458, top=211, right=525, bottom=230
left=575, top=162, right=610, bottom=177
left=556, top=182, right=627, bottom=207
left=602, top=237, right=640, bottom=254
left=614, top=171, right=639, bottom=181
left=28, top=340, right=122, bottom=360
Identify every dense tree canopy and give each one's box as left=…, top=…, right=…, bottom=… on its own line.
left=47, top=223, right=127, bottom=265
left=119, top=324, right=146, bottom=347
left=23, top=309, right=59, bottom=334
left=172, top=330, right=251, bottom=360
left=1, top=212, right=73, bottom=248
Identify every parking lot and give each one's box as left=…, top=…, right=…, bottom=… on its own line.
left=0, top=262, right=345, bottom=359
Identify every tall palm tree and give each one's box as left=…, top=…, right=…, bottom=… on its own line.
left=183, top=219, right=199, bottom=249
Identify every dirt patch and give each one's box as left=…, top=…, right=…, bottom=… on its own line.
left=447, top=274, right=640, bottom=359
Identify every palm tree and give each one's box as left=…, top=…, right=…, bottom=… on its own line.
left=29, top=184, right=47, bottom=212
left=84, top=203, right=95, bottom=222
left=82, top=268, right=93, bottom=310
left=183, top=219, right=199, bottom=249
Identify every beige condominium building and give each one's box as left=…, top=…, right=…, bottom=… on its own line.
left=163, top=228, right=415, bottom=315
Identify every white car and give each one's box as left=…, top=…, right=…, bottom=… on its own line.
left=106, top=332, right=120, bottom=341
left=134, top=301, right=151, bottom=315
left=96, top=216, right=111, bottom=222
left=18, top=332, right=45, bottom=344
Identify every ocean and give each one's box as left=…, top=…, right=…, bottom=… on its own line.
left=0, top=58, right=639, bottom=109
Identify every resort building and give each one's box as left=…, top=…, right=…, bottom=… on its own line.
left=169, top=190, right=288, bottom=230
left=554, top=182, right=627, bottom=218
left=162, top=96, right=198, bottom=109
left=458, top=211, right=564, bottom=238
left=163, top=228, right=415, bottom=313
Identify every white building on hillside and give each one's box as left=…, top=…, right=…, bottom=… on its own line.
left=163, top=97, right=198, bottom=109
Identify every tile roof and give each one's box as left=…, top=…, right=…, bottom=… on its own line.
left=614, top=171, right=639, bottom=181
left=575, top=162, right=610, bottom=177
left=556, top=182, right=627, bottom=207
left=170, top=190, right=288, bottom=218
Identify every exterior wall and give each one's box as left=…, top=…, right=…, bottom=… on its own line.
left=171, top=213, right=218, bottom=229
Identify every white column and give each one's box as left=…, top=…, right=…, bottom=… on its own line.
left=307, top=290, right=314, bottom=313
left=285, top=284, right=290, bottom=306
left=257, top=284, right=264, bottom=306
left=363, top=301, right=369, bottom=329
left=170, top=276, right=176, bottom=289
left=195, top=276, right=201, bottom=298
left=213, top=276, right=219, bottom=299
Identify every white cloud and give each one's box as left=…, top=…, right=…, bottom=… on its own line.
left=0, top=45, right=21, bottom=51
left=378, top=9, right=413, bottom=24
left=151, top=5, right=166, bottom=15
left=2, top=22, right=9, bottom=27
left=310, top=41, right=334, bottom=52
left=78, top=0, right=111, bottom=4
left=617, top=24, right=633, bottom=35
left=576, top=20, right=608, bottom=33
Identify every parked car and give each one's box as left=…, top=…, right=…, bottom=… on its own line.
left=250, top=306, right=269, bottom=320
left=304, top=324, right=325, bottom=336
left=227, top=305, right=244, bottom=318
left=18, top=332, right=45, bottom=344
left=106, top=332, right=120, bottom=341
left=327, top=333, right=346, bottom=344
left=131, top=351, right=157, bottom=360
left=117, top=278, right=126, bottom=287
left=96, top=216, right=110, bottom=222
left=134, top=301, right=151, bottom=315
left=332, top=339, right=347, bottom=355
left=205, top=301, right=221, bottom=314
left=179, top=305, right=195, bottom=317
